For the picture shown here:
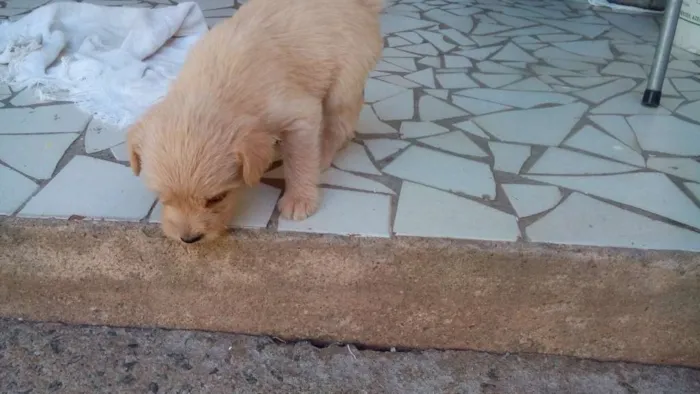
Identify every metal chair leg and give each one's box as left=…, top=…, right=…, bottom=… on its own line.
left=642, top=0, right=684, bottom=107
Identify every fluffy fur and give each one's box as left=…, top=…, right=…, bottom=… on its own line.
left=127, top=0, right=383, bottom=243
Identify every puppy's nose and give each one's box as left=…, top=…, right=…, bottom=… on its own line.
left=180, top=234, right=204, bottom=244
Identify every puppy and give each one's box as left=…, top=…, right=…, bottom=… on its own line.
left=127, top=0, right=383, bottom=243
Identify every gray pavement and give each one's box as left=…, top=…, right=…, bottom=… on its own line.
left=0, top=318, right=698, bottom=393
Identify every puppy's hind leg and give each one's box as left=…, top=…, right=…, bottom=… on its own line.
left=320, top=83, right=365, bottom=170
left=278, top=101, right=324, bottom=221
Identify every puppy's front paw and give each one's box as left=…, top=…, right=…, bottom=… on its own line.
left=278, top=192, right=319, bottom=220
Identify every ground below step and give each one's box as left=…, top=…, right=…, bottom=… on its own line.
left=1, top=318, right=699, bottom=394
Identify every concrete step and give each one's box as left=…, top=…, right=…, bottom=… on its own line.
left=1, top=218, right=698, bottom=367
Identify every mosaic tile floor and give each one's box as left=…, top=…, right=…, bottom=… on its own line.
left=1, top=0, right=700, bottom=251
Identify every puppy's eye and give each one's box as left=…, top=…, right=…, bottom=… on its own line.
left=205, top=192, right=228, bottom=208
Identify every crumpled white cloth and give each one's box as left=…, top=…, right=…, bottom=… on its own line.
left=0, top=1, right=209, bottom=128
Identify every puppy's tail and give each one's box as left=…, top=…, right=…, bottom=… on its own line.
left=357, top=0, right=384, bottom=14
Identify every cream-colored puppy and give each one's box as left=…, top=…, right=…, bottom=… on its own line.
left=127, top=0, right=383, bottom=243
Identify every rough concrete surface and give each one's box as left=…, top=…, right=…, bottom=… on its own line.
left=1, top=218, right=699, bottom=367
left=1, top=318, right=699, bottom=394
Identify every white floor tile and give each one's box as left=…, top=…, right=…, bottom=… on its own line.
left=20, top=156, right=156, bottom=220
left=686, top=182, right=700, bottom=201
left=397, top=43, right=439, bottom=56
left=647, top=157, right=700, bottom=183
left=474, top=103, right=588, bottom=145
left=377, top=75, right=420, bottom=88
left=0, top=133, right=79, bottom=179
left=425, top=89, right=449, bottom=99
left=527, top=193, right=700, bottom=251
left=416, top=30, right=455, bottom=52
left=373, top=90, right=415, bottom=121
left=384, top=57, right=418, bottom=71
left=454, top=88, right=576, bottom=109
left=503, top=184, right=562, bottom=217
left=601, top=61, right=647, bottom=78
left=396, top=31, right=423, bottom=44
left=394, top=182, right=519, bottom=241
left=399, top=121, right=449, bottom=138
left=627, top=115, right=700, bottom=156
left=528, top=147, right=637, bottom=175
left=383, top=146, right=496, bottom=199
left=278, top=188, right=391, bottom=237
left=457, top=46, right=501, bottom=61
left=418, top=131, right=488, bottom=157
left=563, top=125, right=645, bottom=166
left=364, top=139, right=410, bottom=161
left=418, top=95, right=467, bottom=121
left=356, top=105, right=397, bottom=135
left=380, top=14, right=436, bottom=35
left=489, top=142, right=531, bottom=173
left=559, top=76, right=617, bottom=87
left=417, top=56, right=441, bottom=68
left=0, top=165, right=38, bottom=215
left=0, top=105, right=91, bottom=134
left=476, top=61, right=523, bottom=74
left=10, top=89, right=52, bottom=106
left=110, top=143, right=129, bottom=162
left=525, top=172, right=700, bottom=230
left=443, top=55, right=472, bottom=68
left=332, top=142, right=380, bottom=175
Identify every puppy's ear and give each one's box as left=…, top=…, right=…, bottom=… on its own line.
left=233, top=120, right=276, bottom=186
left=126, top=121, right=144, bottom=175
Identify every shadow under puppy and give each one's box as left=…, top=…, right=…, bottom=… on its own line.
left=127, top=0, right=383, bottom=243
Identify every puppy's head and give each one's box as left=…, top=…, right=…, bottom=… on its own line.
left=127, top=108, right=276, bottom=244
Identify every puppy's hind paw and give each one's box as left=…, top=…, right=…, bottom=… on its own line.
left=278, top=192, right=319, bottom=221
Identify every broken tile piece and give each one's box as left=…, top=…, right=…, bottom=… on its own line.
left=418, top=131, right=488, bottom=157
left=321, top=168, right=395, bottom=194
left=278, top=188, right=391, bottom=237
left=472, top=73, right=523, bottom=88
left=474, top=103, right=588, bottom=146
left=503, top=184, right=562, bottom=217
left=491, top=42, right=537, bottom=62
left=454, top=120, right=490, bottom=139
left=0, top=105, right=91, bottom=134
left=489, top=142, right=531, bottom=173
left=416, top=30, right=455, bottom=52
left=525, top=172, right=700, bottom=230
left=573, top=78, right=636, bottom=104
left=397, top=43, right=439, bottom=56
left=425, top=89, right=449, bottom=99
left=647, top=157, right=700, bottom=183
left=20, top=156, right=155, bottom=220
left=0, top=165, right=38, bottom=215
left=394, top=182, right=520, bottom=241
left=527, top=193, right=700, bottom=251
left=553, top=40, right=613, bottom=59
left=451, top=96, right=512, bottom=115
left=503, top=77, right=552, bottom=91
left=400, top=121, right=449, bottom=139
left=436, top=73, right=478, bottom=88
left=454, top=88, right=576, bottom=109
left=373, top=90, right=415, bottom=121
left=405, top=68, right=436, bottom=88
left=457, top=46, right=501, bottom=61
left=0, top=133, right=79, bottom=179
left=601, top=62, right=647, bottom=78
left=364, top=139, right=410, bottom=161
left=364, top=79, right=407, bottom=103
left=423, top=9, right=474, bottom=33
left=591, top=93, right=671, bottom=116
left=84, top=118, right=125, bottom=153
left=564, top=125, right=644, bottom=166
left=383, top=146, right=496, bottom=199
left=356, top=105, right=397, bottom=135
left=529, top=147, right=637, bottom=175
left=444, top=55, right=472, bottom=68
left=627, top=115, right=700, bottom=156
left=588, top=115, right=640, bottom=151
left=332, top=142, right=381, bottom=175
left=676, top=100, right=700, bottom=124
left=418, top=95, right=467, bottom=121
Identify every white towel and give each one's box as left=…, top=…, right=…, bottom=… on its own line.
left=0, top=1, right=209, bottom=128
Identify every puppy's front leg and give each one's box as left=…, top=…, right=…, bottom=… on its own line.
left=278, top=113, right=322, bottom=220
